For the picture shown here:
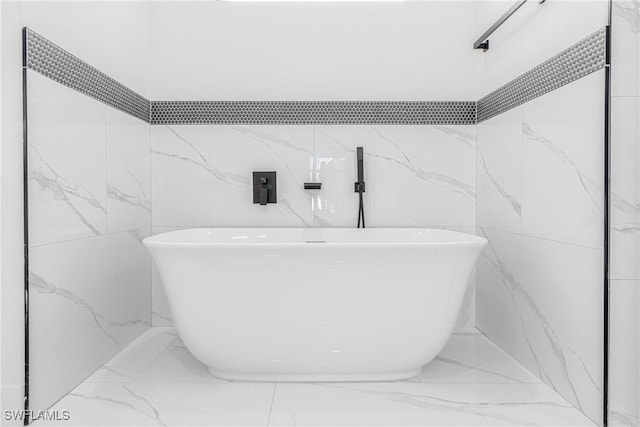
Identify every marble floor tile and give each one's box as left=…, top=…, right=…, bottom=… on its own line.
left=34, top=327, right=596, bottom=427
left=137, top=338, right=230, bottom=384
left=419, top=331, right=542, bottom=383
left=35, top=382, right=275, bottom=426
left=85, top=328, right=178, bottom=383
left=268, top=382, right=595, bottom=427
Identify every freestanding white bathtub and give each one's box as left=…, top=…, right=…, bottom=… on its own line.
left=144, top=228, right=486, bottom=382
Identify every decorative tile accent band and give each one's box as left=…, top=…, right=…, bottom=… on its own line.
left=24, top=28, right=151, bottom=123
left=24, top=25, right=607, bottom=126
left=477, top=27, right=607, bottom=123
left=150, top=101, right=477, bottom=125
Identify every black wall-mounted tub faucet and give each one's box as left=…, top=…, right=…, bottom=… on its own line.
left=253, top=171, right=277, bottom=205
left=354, top=147, right=366, bottom=228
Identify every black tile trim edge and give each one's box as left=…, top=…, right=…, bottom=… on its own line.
left=21, top=27, right=31, bottom=426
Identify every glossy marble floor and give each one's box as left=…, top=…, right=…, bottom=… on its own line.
left=34, top=328, right=596, bottom=427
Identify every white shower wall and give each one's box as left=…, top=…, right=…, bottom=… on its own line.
left=1, top=1, right=152, bottom=420
left=148, top=1, right=480, bottom=101
left=609, top=1, right=640, bottom=426
left=149, top=124, right=478, bottom=327
left=476, top=71, right=605, bottom=424
left=27, top=72, right=153, bottom=413
left=472, top=3, right=609, bottom=424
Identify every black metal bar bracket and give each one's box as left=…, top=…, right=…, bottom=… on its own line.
left=473, top=0, right=546, bottom=51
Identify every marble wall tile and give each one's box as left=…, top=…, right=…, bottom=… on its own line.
left=456, top=270, right=476, bottom=328
left=612, top=0, right=640, bottom=97
left=152, top=265, right=173, bottom=327
left=476, top=228, right=603, bottom=424
left=611, top=97, right=640, bottom=280
left=27, top=71, right=154, bottom=413
left=151, top=125, right=314, bottom=227
left=149, top=226, right=186, bottom=327
left=521, top=71, right=605, bottom=249
left=609, top=280, right=640, bottom=427
left=312, top=125, right=476, bottom=227
left=441, top=225, right=479, bottom=329
left=29, top=230, right=151, bottom=412
left=477, top=107, right=523, bottom=234
left=28, top=71, right=107, bottom=246
left=476, top=73, right=606, bottom=425
left=610, top=3, right=640, bottom=425
left=150, top=127, right=479, bottom=327
left=106, top=107, right=151, bottom=233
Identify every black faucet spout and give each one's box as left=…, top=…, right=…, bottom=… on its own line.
left=354, top=147, right=366, bottom=228
left=356, top=147, right=364, bottom=189
left=355, top=147, right=365, bottom=193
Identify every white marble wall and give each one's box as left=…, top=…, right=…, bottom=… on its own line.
left=27, top=71, right=152, bottom=412
left=610, top=1, right=640, bottom=425
left=476, top=71, right=605, bottom=424
left=150, top=124, right=478, bottom=328
left=610, top=280, right=640, bottom=427
left=1, top=5, right=151, bottom=419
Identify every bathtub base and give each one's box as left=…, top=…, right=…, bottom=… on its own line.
left=207, top=367, right=423, bottom=382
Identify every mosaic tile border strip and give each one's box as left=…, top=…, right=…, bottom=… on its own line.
left=477, top=27, right=607, bottom=123
left=150, top=101, right=477, bottom=125
left=24, top=28, right=151, bottom=123
left=24, top=25, right=607, bottom=126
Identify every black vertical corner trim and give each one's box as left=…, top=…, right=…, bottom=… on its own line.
left=21, top=26, right=31, bottom=427
left=602, top=15, right=612, bottom=427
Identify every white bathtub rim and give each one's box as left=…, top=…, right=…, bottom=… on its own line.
left=143, top=227, right=488, bottom=249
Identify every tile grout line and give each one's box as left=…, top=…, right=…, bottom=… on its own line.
left=28, top=226, right=152, bottom=250
left=88, top=328, right=178, bottom=384
left=134, top=330, right=180, bottom=381
left=480, top=225, right=604, bottom=251
left=519, top=105, right=524, bottom=236
left=37, top=331, right=176, bottom=411
left=149, top=115, right=154, bottom=326
left=471, top=327, right=545, bottom=387
left=266, top=383, right=277, bottom=427
left=104, top=105, right=109, bottom=234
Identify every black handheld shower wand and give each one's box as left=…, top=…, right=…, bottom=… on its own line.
left=354, top=147, right=365, bottom=228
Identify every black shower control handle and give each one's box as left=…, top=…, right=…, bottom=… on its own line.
left=253, top=171, right=277, bottom=205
